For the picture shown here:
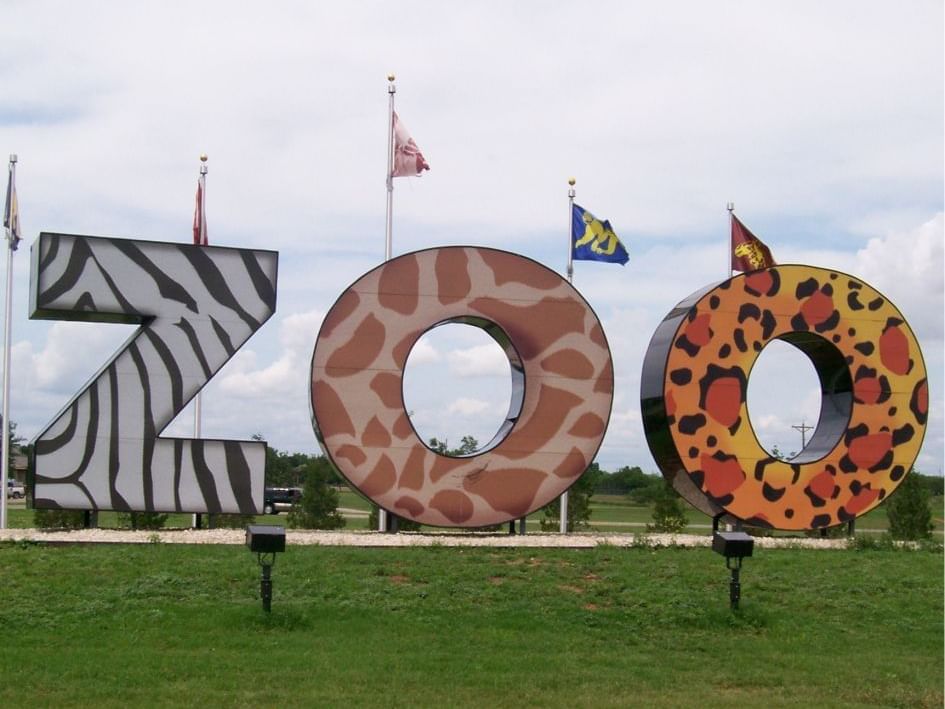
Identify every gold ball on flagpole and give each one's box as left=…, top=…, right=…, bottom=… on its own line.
left=387, top=73, right=396, bottom=82
left=200, top=153, right=208, bottom=162
left=568, top=177, right=576, bottom=186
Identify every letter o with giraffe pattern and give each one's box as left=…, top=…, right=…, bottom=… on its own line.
left=311, top=246, right=614, bottom=528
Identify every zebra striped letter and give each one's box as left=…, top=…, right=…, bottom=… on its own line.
left=29, top=233, right=278, bottom=514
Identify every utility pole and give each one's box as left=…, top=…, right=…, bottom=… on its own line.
left=792, top=420, right=813, bottom=451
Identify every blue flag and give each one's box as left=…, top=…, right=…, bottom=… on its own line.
left=572, top=204, right=628, bottom=265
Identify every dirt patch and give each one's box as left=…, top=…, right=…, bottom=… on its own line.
left=558, top=584, right=585, bottom=594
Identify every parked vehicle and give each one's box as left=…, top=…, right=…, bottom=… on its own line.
left=6, top=479, right=25, bottom=499
left=263, top=487, right=302, bottom=515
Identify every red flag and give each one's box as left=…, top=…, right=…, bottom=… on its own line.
left=731, top=214, right=774, bottom=272
left=193, top=177, right=208, bottom=246
left=391, top=111, right=430, bottom=177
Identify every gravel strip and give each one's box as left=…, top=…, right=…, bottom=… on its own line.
left=0, top=527, right=850, bottom=549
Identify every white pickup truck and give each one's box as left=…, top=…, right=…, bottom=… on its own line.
left=6, top=479, right=25, bottom=499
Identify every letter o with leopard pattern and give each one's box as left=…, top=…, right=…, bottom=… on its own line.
left=641, top=264, right=928, bottom=531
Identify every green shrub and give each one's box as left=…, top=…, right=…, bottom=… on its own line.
left=33, top=508, right=86, bottom=529
left=847, top=533, right=897, bottom=551
left=117, top=511, right=168, bottom=530
left=886, top=472, right=934, bottom=540
left=207, top=513, right=256, bottom=529
left=647, top=479, right=688, bottom=533
left=540, top=463, right=601, bottom=532
left=287, top=458, right=346, bottom=530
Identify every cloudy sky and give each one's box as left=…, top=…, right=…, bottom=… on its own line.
left=2, top=1, right=942, bottom=475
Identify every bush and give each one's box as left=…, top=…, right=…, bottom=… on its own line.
left=647, top=479, right=688, bottom=533
left=886, top=472, right=934, bottom=541
left=207, top=513, right=255, bottom=529
left=848, top=533, right=897, bottom=551
left=117, top=511, right=168, bottom=530
left=287, top=458, right=346, bottom=530
left=540, top=463, right=602, bottom=531
left=33, top=508, right=86, bottom=529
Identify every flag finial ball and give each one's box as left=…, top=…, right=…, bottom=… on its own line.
left=568, top=177, right=576, bottom=186
left=199, top=154, right=208, bottom=162
left=387, top=73, right=395, bottom=82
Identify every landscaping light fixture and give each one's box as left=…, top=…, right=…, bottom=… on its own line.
left=712, top=530, right=754, bottom=610
left=245, top=525, right=286, bottom=612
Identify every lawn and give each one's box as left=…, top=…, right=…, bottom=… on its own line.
left=5, top=491, right=943, bottom=536
left=0, top=542, right=941, bottom=707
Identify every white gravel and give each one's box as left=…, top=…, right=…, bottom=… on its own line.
left=0, top=527, right=852, bottom=549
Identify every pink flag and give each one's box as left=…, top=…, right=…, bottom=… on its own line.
left=391, top=111, right=430, bottom=177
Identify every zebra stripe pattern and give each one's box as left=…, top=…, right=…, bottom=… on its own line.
left=30, top=233, right=278, bottom=514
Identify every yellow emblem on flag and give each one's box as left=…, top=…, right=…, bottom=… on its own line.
left=576, top=211, right=620, bottom=256
left=733, top=240, right=768, bottom=269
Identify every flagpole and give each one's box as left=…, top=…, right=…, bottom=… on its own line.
left=559, top=177, right=577, bottom=534
left=567, top=178, right=575, bottom=284
left=385, top=74, right=396, bottom=262
left=726, top=202, right=734, bottom=278
left=379, top=74, right=396, bottom=533
left=1, top=154, right=17, bottom=530
left=194, top=155, right=207, bottom=440
left=192, top=154, right=207, bottom=530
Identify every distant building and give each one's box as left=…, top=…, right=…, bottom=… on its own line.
left=9, top=447, right=27, bottom=485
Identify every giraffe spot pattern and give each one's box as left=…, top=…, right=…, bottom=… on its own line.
left=311, top=247, right=613, bottom=528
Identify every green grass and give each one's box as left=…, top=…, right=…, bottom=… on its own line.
left=6, top=492, right=942, bottom=536
left=0, top=542, right=940, bottom=708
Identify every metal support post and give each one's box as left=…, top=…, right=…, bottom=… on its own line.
left=260, top=562, right=273, bottom=613
left=728, top=562, right=741, bottom=610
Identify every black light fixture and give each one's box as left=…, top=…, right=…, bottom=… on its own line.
left=712, top=530, right=754, bottom=610
left=245, top=525, right=286, bottom=612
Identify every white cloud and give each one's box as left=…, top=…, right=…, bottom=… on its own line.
left=448, top=343, right=510, bottom=377
left=854, top=213, right=944, bottom=339
left=218, top=308, right=324, bottom=399
left=405, top=338, right=441, bottom=366
left=29, top=321, right=132, bottom=392
left=447, top=397, right=491, bottom=416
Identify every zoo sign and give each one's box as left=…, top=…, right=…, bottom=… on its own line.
left=28, top=234, right=927, bottom=531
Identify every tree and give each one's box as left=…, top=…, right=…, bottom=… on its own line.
left=596, top=465, right=645, bottom=494
left=770, top=445, right=797, bottom=462
left=886, top=471, right=934, bottom=541
left=2, top=418, right=26, bottom=482
left=287, top=456, right=346, bottom=530
left=647, top=478, right=688, bottom=533
left=428, top=436, right=479, bottom=456
left=913, top=471, right=944, bottom=498
left=540, top=462, right=603, bottom=531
